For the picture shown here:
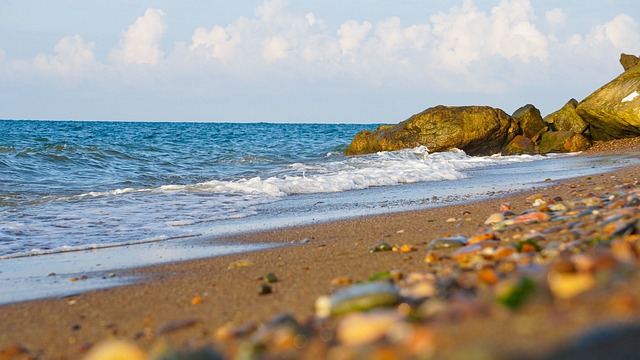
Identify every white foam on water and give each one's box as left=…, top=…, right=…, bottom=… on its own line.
left=0, top=147, right=552, bottom=258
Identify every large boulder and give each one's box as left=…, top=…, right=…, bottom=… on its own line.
left=538, top=131, right=592, bottom=153
left=544, top=99, right=589, bottom=134
left=576, top=63, right=640, bottom=141
left=502, top=135, right=536, bottom=156
left=512, top=104, right=547, bottom=141
left=620, top=53, right=639, bottom=71
left=345, top=105, right=519, bottom=156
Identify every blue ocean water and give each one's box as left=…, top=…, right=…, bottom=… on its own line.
left=0, top=119, right=620, bottom=259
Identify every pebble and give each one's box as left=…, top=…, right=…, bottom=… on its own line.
left=547, top=272, right=596, bottom=300
left=83, top=340, right=146, bottom=360
left=427, top=236, right=467, bottom=250
left=316, top=282, right=401, bottom=317
left=227, top=259, right=254, bottom=270
left=370, top=241, right=393, bottom=253
left=337, top=311, right=403, bottom=346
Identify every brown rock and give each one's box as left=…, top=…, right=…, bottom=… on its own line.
left=512, top=104, right=547, bottom=141
left=577, top=64, right=640, bottom=140
left=538, top=131, right=592, bottom=153
left=544, top=99, right=589, bottom=135
left=346, top=105, right=519, bottom=156
left=502, top=135, right=536, bottom=155
left=620, top=53, right=639, bottom=71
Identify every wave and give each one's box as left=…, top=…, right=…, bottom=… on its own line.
left=49, top=147, right=548, bottom=200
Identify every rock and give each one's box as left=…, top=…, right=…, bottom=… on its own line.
left=547, top=272, right=595, bottom=300
left=620, top=53, right=639, bottom=71
left=315, top=282, right=401, bottom=317
left=427, top=236, right=468, bottom=250
left=337, top=311, right=403, bottom=346
left=538, top=131, right=592, bottom=153
left=576, top=64, right=640, bottom=140
left=501, top=135, right=536, bottom=155
left=346, top=105, right=519, bottom=156
left=512, top=104, right=547, bottom=141
left=544, top=99, right=589, bottom=134
left=83, top=341, right=146, bottom=360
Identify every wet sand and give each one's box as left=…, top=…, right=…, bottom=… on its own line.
left=1, top=138, right=639, bottom=359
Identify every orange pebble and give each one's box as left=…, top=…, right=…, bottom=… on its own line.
left=478, top=268, right=500, bottom=285
left=467, top=232, right=496, bottom=244
left=400, top=244, right=417, bottom=253
left=494, top=246, right=516, bottom=259
left=191, top=296, right=204, bottom=305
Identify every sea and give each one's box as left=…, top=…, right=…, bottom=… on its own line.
left=0, top=120, right=637, bottom=261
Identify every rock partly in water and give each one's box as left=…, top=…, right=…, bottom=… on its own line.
left=544, top=99, right=589, bottom=135
left=620, top=53, right=639, bottom=72
left=502, top=135, right=536, bottom=155
left=512, top=104, right=547, bottom=141
left=538, top=131, right=592, bottom=153
left=345, top=105, right=519, bottom=156
left=576, top=63, right=640, bottom=141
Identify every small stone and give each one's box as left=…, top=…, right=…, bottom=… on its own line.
left=513, top=212, right=551, bottom=224
left=191, top=296, right=204, bottom=305
left=547, top=272, right=595, bottom=300
left=427, top=237, right=467, bottom=250
left=424, top=251, right=440, bottom=263
left=370, top=241, right=393, bottom=253
left=317, top=282, right=400, bottom=317
left=265, top=272, right=279, bottom=283
left=478, top=268, right=500, bottom=285
left=337, top=311, right=403, bottom=346
left=331, top=276, right=354, bottom=286
left=83, top=341, right=146, bottom=360
left=484, top=212, right=505, bottom=225
left=467, top=231, right=497, bottom=244
left=228, top=259, right=254, bottom=270
left=500, top=203, right=513, bottom=211
left=399, top=244, right=417, bottom=253
left=259, top=284, right=273, bottom=295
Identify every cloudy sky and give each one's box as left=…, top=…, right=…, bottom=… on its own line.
left=1, top=0, right=639, bottom=123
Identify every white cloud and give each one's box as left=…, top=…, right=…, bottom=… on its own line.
left=429, top=0, right=547, bottom=72
left=113, top=8, right=167, bottom=65
left=190, top=25, right=240, bottom=64
left=31, top=35, right=98, bottom=77
left=338, top=20, right=372, bottom=56
left=594, top=14, right=640, bottom=50
left=545, top=8, right=567, bottom=29
left=262, top=36, right=289, bottom=61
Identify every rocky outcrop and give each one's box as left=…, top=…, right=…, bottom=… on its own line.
left=620, top=53, right=639, bottom=71
left=538, top=131, right=592, bottom=154
left=512, top=104, right=547, bottom=141
left=345, top=106, right=519, bottom=156
left=502, top=135, right=536, bottom=156
left=544, top=99, right=589, bottom=135
left=576, top=63, right=640, bottom=141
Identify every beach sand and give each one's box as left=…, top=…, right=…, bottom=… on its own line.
left=1, top=139, right=640, bottom=359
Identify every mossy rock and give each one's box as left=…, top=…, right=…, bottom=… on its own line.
left=502, top=135, right=536, bottom=155
left=544, top=99, right=589, bottom=135
left=512, top=104, right=546, bottom=141
left=539, top=131, right=592, bottom=153
left=346, top=105, right=519, bottom=156
left=576, top=64, right=640, bottom=141
left=620, top=53, right=639, bottom=72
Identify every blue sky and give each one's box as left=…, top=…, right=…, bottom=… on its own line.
left=1, top=0, right=639, bottom=123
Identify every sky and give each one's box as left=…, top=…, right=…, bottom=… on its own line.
left=1, top=0, right=639, bottom=123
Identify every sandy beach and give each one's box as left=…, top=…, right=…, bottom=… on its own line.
left=1, top=139, right=640, bottom=359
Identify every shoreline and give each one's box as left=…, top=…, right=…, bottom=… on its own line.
left=1, top=140, right=639, bottom=358
left=1, top=149, right=639, bottom=306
